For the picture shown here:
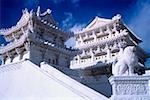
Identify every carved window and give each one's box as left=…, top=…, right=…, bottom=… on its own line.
left=38, top=28, right=44, bottom=38
left=56, top=58, right=58, bottom=65
left=112, top=54, right=115, bottom=57
left=52, top=59, right=55, bottom=64
left=82, top=34, right=85, bottom=38
left=48, top=59, right=51, bottom=63
left=53, top=36, right=57, bottom=42
left=88, top=33, right=92, bottom=37
left=110, top=25, right=114, bottom=29
left=102, top=27, right=106, bottom=32
left=76, top=37, right=79, bottom=41
left=39, top=33, right=43, bottom=38
left=95, top=30, right=100, bottom=33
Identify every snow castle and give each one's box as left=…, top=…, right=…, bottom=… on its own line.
left=0, top=7, right=149, bottom=100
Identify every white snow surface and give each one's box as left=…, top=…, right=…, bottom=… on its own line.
left=0, top=60, right=108, bottom=100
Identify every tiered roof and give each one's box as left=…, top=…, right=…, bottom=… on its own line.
left=82, top=16, right=112, bottom=32
left=0, top=7, right=73, bottom=40
left=0, top=7, right=74, bottom=55
left=70, top=14, right=146, bottom=70
left=0, top=9, right=31, bottom=36
left=75, top=14, right=142, bottom=49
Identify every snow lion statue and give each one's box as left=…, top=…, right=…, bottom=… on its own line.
left=112, top=46, right=144, bottom=76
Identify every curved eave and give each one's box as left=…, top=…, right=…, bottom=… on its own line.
left=34, top=10, right=74, bottom=38
left=0, top=34, right=27, bottom=54
left=75, top=20, right=115, bottom=36
left=0, top=12, right=30, bottom=36
left=0, top=23, right=27, bottom=36
left=34, top=16, right=74, bottom=40
left=40, top=12, right=57, bottom=26
left=84, top=16, right=112, bottom=30
left=123, top=23, right=142, bottom=43
left=74, top=16, right=121, bottom=37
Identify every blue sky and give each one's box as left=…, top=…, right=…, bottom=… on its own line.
left=0, top=0, right=150, bottom=66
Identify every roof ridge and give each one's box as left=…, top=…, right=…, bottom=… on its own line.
left=81, top=16, right=112, bottom=33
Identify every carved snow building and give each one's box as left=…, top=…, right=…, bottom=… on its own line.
left=0, top=7, right=76, bottom=67
left=70, top=14, right=148, bottom=74
left=0, top=7, right=149, bottom=99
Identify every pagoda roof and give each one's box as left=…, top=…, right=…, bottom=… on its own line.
left=84, top=16, right=112, bottom=31
left=39, top=8, right=57, bottom=26
left=0, top=7, right=73, bottom=38
left=75, top=14, right=142, bottom=45
left=77, top=15, right=119, bottom=34
left=0, top=33, right=27, bottom=54
left=123, top=23, right=142, bottom=43
left=0, top=60, right=108, bottom=100
left=0, top=9, right=31, bottom=36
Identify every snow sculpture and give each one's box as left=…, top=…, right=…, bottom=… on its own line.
left=112, top=46, right=143, bottom=76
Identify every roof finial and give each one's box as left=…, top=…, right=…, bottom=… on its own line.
left=22, top=8, right=28, bottom=14
left=112, top=14, right=121, bottom=20
left=46, top=8, right=52, bottom=14
left=36, top=6, right=41, bottom=17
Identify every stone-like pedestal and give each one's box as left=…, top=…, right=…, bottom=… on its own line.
left=109, top=76, right=150, bottom=100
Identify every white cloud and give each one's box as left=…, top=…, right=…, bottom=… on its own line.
left=65, top=23, right=86, bottom=47
left=69, top=23, right=86, bottom=33
left=62, top=12, right=74, bottom=28
left=65, top=37, right=76, bottom=48
left=129, top=1, right=150, bottom=52
left=128, top=0, right=150, bottom=66
left=62, top=12, right=86, bottom=47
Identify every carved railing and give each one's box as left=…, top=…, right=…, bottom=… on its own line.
left=75, top=29, right=128, bottom=49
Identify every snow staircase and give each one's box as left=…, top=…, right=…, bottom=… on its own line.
left=40, top=62, right=108, bottom=100
left=0, top=60, right=108, bottom=100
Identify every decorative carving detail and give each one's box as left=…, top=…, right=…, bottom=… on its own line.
left=24, top=42, right=30, bottom=51
left=109, top=76, right=150, bottom=100
left=15, top=48, right=21, bottom=54
left=111, top=96, right=150, bottom=100
left=116, top=84, right=147, bottom=95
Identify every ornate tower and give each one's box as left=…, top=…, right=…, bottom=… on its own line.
left=70, top=15, right=147, bottom=72
left=0, top=7, right=75, bottom=67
